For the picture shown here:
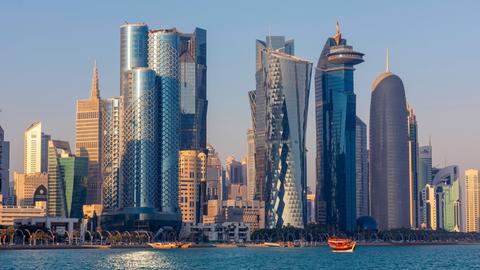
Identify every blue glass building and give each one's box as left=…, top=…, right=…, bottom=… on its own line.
left=120, top=24, right=149, bottom=97
left=315, top=24, right=364, bottom=232
left=251, top=36, right=312, bottom=228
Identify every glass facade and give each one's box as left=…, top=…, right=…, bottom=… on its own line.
left=148, top=29, right=180, bottom=214
left=252, top=37, right=312, bottom=228
left=120, top=24, right=149, bottom=97
left=432, top=165, right=461, bottom=231
left=121, top=68, right=161, bottom=209
left=315, top=30, right=363, bottom=232
left=355, top=117, right=368, bottom=218
left=407, top=105, right=419, bottom=228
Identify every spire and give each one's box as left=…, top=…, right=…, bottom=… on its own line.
left=334, top=21, right=342, bottom=45
left=90, top=61, right=100, bottom=99
left=386, top=48, right=390, bottom=72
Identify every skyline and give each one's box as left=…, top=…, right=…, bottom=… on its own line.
left=2, top=1, right=480, bottom=189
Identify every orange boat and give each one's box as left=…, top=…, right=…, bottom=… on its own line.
left=327, top=237, right=356, bottom=252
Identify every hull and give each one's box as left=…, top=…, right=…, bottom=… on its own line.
left=327, top=237, right=356, bottom=252
left=148, top=242, right=181, bottom=249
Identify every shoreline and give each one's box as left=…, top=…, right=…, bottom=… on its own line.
left=1, top=241, right=479, bottom=251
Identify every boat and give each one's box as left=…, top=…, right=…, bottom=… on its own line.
left=263, top=242, right=281, bottom=247
left=327, top=237, right=356, bottom=252
left=180, top=242, right=192, bottom=249
left=148, top=242, right=181, bottom=249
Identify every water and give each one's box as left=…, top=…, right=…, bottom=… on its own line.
left=0, top=245, right=478, bottom=269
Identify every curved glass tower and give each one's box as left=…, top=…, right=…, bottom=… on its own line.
left=149, top=29, right=180, bottom=214
left=120, top=24, right=149, bottom=97
left=121, top=68, right=161, bottom=209
left=369, top=60, right=410, bottom=230
left=315, top=23, right=364, bottom=232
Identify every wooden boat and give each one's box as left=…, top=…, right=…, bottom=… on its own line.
left=180, top=242, right=192, bottom=249
left=148, top=242, right=181, bottom=249
left=327, top=237, right=356, bottom=252
left=263, top=242, right=281, bottom=247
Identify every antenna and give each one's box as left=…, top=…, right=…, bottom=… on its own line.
left=268, top=24, right=272, bottom=50
left=386, top=48, right=390, bottom=72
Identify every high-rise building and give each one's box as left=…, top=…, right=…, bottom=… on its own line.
left=226, top=156, right=244, bottom=186
left=307, top=188, right=316, bottom=224
left=407, top=105, right=419, bottom=228
left=246, top=129, right=256, bottom=201
left=422, top=184, right=437, bottom=230
left=101, top=97, right=121, bottom=211
left=355, top=117, right=369, bottom=218
left=178, top=150, right=206, bottom=224
left=369, top=50, right=410, bottom=230
left=432, top=166, right=461, bottom=232
left=24, top=122, right=50, bottom=174
left=179, top=28, right=207, bottom=152
left=418, top=144, right=432, bottom=226
left=148, top=28, right=180, bottom=214
left=251, top=35, right=294, bottom=203
left=315, top=23, right=364, bottom=232
left=464, top=169, right=480, bottom=232
left=251, top=34, right=312, bottom=228
left=47, top=140, right=88, bottom=219
left=206, top=144, right=223, bottom=202
left=0, top=126, right=10, bottom=204
left=76, top=62, right=102, bottom=205
left=14, top=172, right=48, bottom=207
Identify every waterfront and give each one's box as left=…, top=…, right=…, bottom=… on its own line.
left=0, top=245, right=478, bottom=269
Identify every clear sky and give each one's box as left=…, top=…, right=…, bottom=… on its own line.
left=1, top=0, right=479, bottom=188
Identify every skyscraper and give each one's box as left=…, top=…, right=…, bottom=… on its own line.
left=0, top=126, right=10, bottom=204
left=24, top=122, right=50, bottom=174
left=76, top=62, right=102, bottom=204
left=205, top=144, right=223, bottom=214
left=315, top=23, right=364, bottom=232
left=432, top=165, right=461, bottom=232
left=407, top=105, right=419, bottom=228
left=418, top=144, right=432, bottom=226
left=464, top=169, right=479, bottom=232
left=178, top=150, right=206, bottom=223
left=101, top=97, right=121, bottom=211
left=178, top=28, right=207, bottom=152
left=246, top=129, right=256, bottom=201
left=251, top=35, right=312, bottom=228
left=251, top=35, right=294, bottom=203
left=47, top=140, right=88, bottom=218
left=148, top=29, right=180, bottom=214
left=369, top=50, right=410, bottom=230
left=355, top=117, right=369, bottom=218
left=422, top=184, right=437, bottom=230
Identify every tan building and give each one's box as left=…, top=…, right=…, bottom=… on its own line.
left=0, top=202, right=46, bottom=226
left=229, top=184, right=247, bottom=201
left=83, top=204, right=103, bottom=219
left=24, top=122, right=50, bottom=174
left=76, top=62, right=102, bottom=204
left=423, top=184, right=437, bottom=230
left=14, top=172, right=48, bottom=207
left=179, top=150, right=206, bottom=224
left=246, top=129, right=256, bottom=201
left=465, top=169, right=480, bottom=232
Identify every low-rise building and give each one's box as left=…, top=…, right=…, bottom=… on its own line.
left=182, top=222, right=250, bottom=243
left=0, top=205, right=46, bottom=226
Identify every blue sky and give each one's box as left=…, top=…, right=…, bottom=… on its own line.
left=1, top=0, right=479, bottom=187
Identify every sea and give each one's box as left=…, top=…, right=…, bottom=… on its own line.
left=0, top=245, right=477, bottom=269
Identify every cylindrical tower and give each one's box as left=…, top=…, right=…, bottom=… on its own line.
left=122, top=68, right=161, bottom=209
left=148, top=29, right=180, bottom=214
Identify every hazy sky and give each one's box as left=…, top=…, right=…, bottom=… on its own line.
left=1, top=0, right=479, bottom=188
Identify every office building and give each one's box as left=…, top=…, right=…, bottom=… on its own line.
left=101, top=97, right=121, bottom=211
left=14, top=172, right=48, bottom=207
left=178, top=150, right=206, bottom=224
left=422, top=184, right=437, bottom=230
left=76, top=62, right=102, bottom=204
left=464, top=169, right=479, bottom=232
left=206, top=144, right=223, bottom=202
left=251, top=34, right=311, bottom=228
left=432, top=166, right=461, bottom=232
left=407, top=105, right=419, bottom=228
left=356, top=117, right=369, bottom=218
left=179, top=28, right=208, bottom=152
left=418, top=144, right=433, bottom=226
left=47, top=140, right=88, bottom=219
left=24, top=122, right=50, bottom=174
left=0, top=125, right=10, bottom=204
left=315, top=23, right=364, bottom=232
left=307, top=189, right=315, bottom=224
left=246, top=129, right=256, bottom=201
left=369, top=50, right=410, bottom=230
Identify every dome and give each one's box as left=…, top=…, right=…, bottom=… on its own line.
left=356, top=216, right=378, bottom=231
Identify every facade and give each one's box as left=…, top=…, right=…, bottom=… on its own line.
left=206, top=144, right=223, bottom=202
left=14, top=172, right=48, bottom=207
left=251, top=35, right=294, bottom=202
left=432, top=166, right=461, bottom=232
left=47, top=140, right=88, bottom=219
left=178, top=150, right=206, bottom=224
left=0, top=126, right=10, bottom=204
left=315, top=24, right=364, bottom=232
left=246, top=129, right=256, bottom=201
left=369, top=54, right=410, bottom=230
left=24, top=122, right=50, bottom=174
left=179, top=28, right=208, bottom=152
left=101, top=97, right=121, bottom=211
left=0, top=205, right=46, bottom=226
left=225, top=156, right=244, bottom=199
left=307, top=189, right=315, bottom=224
left=464, top=169, right=480, bottom=232
left=251, top=35, right=312, bottom=228
left=148, top=28, right=180, bottom=214
left=76, top=62, right=102, bottom=205
left=181, top=222, right=251, bottom=243
left=422, top=184, right=437, bottom=230
left=407, top=105, right=419, bottom=228
left=355, top=117, right=369, bottom=218
left=418, top=145, right=433, bottom=226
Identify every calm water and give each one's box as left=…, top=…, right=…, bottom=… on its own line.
left=0, top=245, right=478, bottom=269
